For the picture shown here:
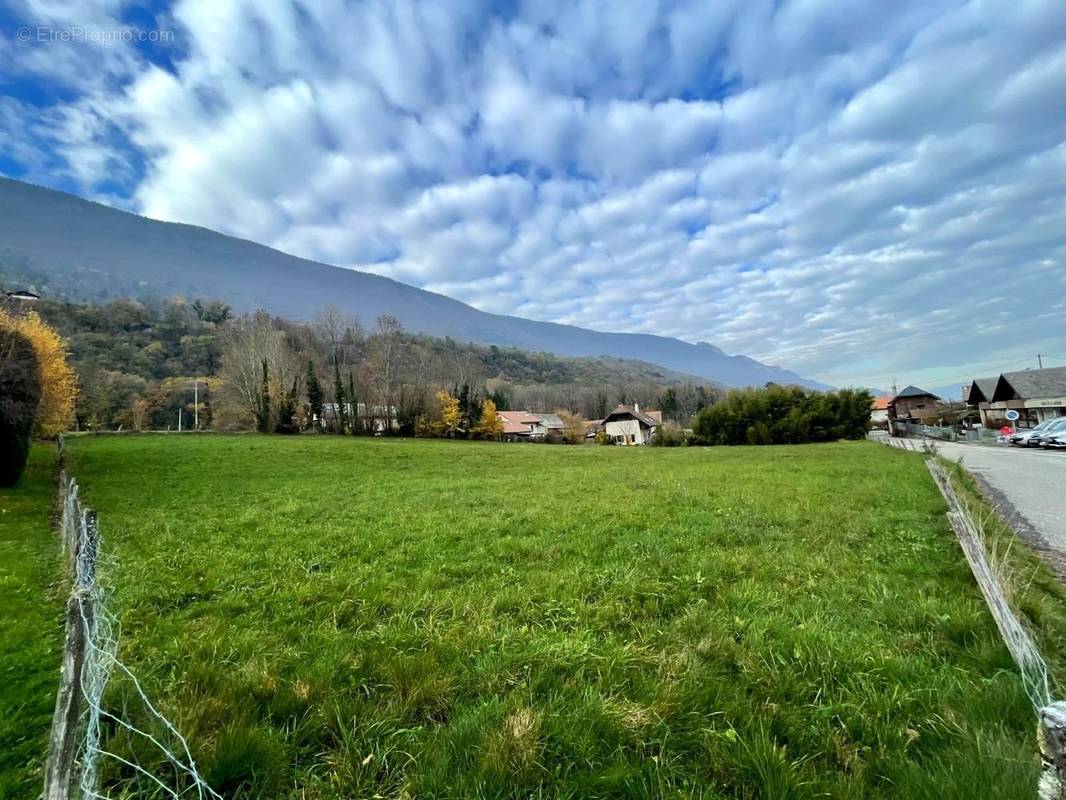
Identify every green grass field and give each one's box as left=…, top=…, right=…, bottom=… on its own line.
left=0, top=447, right=65, bottom=800
left=56, top=435, right=1066, bottom=799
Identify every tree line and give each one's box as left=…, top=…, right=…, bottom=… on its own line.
left=26, top=297, right=722, bottom=434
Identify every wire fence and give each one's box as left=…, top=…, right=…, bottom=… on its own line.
left=925, top=460, right=1066, bottom=798
left=43, top=445, right=220, bottom=800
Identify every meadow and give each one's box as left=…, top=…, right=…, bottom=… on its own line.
left=54, top=435, right=1066, bottom=799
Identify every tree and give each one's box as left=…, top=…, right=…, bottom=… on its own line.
left=275, top=374, right=301, bottom=434
left=333, top=360, right=347, bottom=434
left=348, top=371, right=359, bottom=434
left=0, top=309, right=77, bottom=437
left=306, top=361, right=324, bottom=427
left=472, top=398, right=503, bottom=440
left=435, top=390, right=461, bottom=437
left=257, top=360, right=272, bottom=433
left=557, top=409, right=587, bottom=444
left=129, top=396, right=149, bottom=432
left=216, top=311, right=298, bottom=432
left=660, top=387, right=680, bottom=422
left=0, top=328, right=41, bottom=485
left=371, top=314, right=404, bottom=432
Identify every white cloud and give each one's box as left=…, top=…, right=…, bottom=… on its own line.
left=2, top=0, right=1065, bottom=388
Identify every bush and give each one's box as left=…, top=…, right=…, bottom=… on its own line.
left=650, top=421, right=688, bottom=446
left=0, top=329, right=42, bottom=486
left=691, top=385, right=872, bottom=446
left=0, top=309, right=76, bottom=437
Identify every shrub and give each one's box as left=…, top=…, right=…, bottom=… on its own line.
left=0, top=309, right=77, bottom=437
left=691, top=384, right=871, bottom=446
left=650, top=421, right=687, bottom=446
left=0, top=329, right=42, bottom=485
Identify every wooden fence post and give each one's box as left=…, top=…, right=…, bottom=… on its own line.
left=42, top=592, right=93, bottom=800
left=1041, top=702, right=1066, bottom=800
left=43, top=479, right=99, bottom=800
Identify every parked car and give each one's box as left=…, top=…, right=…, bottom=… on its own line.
left=1030, top=418, right=1066, bottom=448
left=1010, top=417, right=1066, bottom=447
left=1042, top=428, right=1066, bottom=450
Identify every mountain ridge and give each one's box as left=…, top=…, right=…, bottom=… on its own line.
left=0, top=176, right=831, bottom=390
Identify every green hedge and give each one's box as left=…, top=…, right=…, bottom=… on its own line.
left=691, top=385, right=871, bottom=446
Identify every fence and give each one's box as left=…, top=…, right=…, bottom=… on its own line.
left=925, top=461, right=1066, bottom=799
left=43, top=442, right=220, bottom=799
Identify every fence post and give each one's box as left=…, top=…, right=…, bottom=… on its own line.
left=1041, top=702, right=1066, bottom=800
left=42, top=592, right=92, bottom=800
left=43, top=481, right=98, bottom=800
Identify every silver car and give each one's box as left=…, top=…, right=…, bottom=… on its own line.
left=1030, top=418, right=1066, bottom=448
left=1010, top=417, right=1065, bottom=447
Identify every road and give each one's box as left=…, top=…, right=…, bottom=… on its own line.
left=908, top=438, right=1066, bottom=557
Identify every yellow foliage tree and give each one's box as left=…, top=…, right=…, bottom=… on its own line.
left=435, top=390, right=460, bottom=437
left=0, top=309, right=77, bottom=436
left=472, top=398, right=504, bottom=440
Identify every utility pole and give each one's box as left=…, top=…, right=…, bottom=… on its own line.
left=178, top=407, right=183, bottom=432
left=1038, top=354, right=1044, bottom=370
left=193, top=380, right=199, bottom=430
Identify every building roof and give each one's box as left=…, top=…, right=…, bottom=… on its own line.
left=992, top=366, right=1066, bottom=402
left=536, top=413, right=564, bottom=429
left=501, top=420, right=534, bottom=435
left=643, top=410, right=663, bottom=424
left=871, top=395, right=893, bottom=410
left=603, top=404, right=660, bottom=427
left=963, top=377, right=998, bottom=405
left=892, top=385, right=939, bottom=400
left=498, top=410, right=542, bottom=425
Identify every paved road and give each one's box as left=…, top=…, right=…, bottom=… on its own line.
left=913, top=438, right=1066, bottom=555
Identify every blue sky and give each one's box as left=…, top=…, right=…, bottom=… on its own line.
left=1, top=0, right=1065, bottom=391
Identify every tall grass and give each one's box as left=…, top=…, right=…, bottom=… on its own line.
left=59, top=435, right=1066, bottom=799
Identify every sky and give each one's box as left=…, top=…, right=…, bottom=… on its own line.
left=1, top=0, right=1064, bottom=392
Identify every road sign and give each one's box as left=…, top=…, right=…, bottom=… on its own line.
left=1005, top=409, right=1020, bottom=421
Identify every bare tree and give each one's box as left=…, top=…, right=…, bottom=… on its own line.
left=216, top=311, right=300, bottom=430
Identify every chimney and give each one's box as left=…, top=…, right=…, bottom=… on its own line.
left=634, top=403, right=640, bottom=413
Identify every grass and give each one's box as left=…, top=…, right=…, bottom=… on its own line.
left=0, top=446, right=65, bottom=800
left=56, top=434, right=1066, bottom=799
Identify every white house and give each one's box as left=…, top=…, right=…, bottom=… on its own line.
left=602, top=405, right=661, bottom=445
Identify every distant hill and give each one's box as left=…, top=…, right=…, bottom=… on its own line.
left=0, top=176, right=830, bottom=389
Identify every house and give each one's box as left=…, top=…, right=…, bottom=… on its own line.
left=497, top=410, right=545, bottom=440
left=887, top=386, right=940, bottom=422
left=962, top=376, right=1001, bottom=428
left=870, top=395, right=892, bottom=425
left=988, top=367, right=1066, bottom=427
left=535, top=413, right=565, bottom=437
left=602, top=404, right=661, bottom=445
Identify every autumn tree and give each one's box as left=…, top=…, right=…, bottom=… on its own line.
left=0, top=309, right=77, bottom=437
left=472, top=398, right=504, bottom=440
left=435, top=390, right=461, bottom=437
left=558, top=409, right=588, bottom=444
left=130, top=396, right=149, bottom=432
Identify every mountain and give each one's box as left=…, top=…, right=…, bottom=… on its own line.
left=0, top=177, right=830, bottom=389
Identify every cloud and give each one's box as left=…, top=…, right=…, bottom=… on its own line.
left=1, top=0, right=1064, bottom=388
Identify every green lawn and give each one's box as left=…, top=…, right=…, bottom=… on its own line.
left=60, top=435, right=1066, bottom=799
left=0, top=446, right=64, bottom=800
